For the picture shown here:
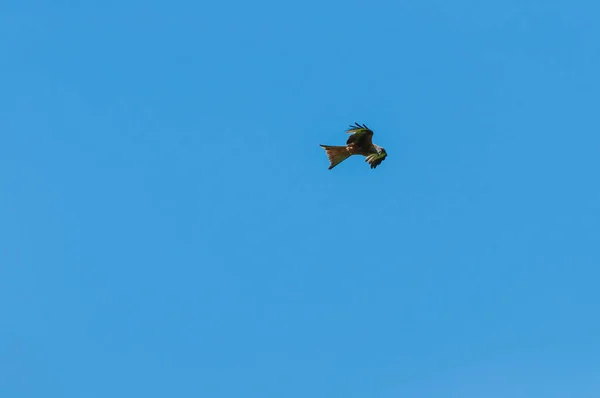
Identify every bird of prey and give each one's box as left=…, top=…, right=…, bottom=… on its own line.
left=320, top=122, right=388, bottom=170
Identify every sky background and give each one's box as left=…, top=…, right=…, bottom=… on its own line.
left=1, top=0, right=599, bottom=397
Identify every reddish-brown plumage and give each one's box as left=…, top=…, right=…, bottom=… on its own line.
left=319, top=122, right=388, bottom=170
left=320, top=145, right=351, bottom=170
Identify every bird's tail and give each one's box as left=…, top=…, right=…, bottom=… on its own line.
left=319, top=145, right=351, bottom=170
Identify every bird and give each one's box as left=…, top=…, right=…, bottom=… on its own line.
left=320, top=122, right=388, bottom=170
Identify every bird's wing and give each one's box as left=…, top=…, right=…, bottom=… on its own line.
left=345, top=122, right=374, bottom=146
left=365, top=149, right=387, bottom=169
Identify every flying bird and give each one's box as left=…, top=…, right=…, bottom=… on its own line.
left=320, top=122, right=388, bottom=170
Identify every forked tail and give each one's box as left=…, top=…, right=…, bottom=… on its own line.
left=319, top=145, right=351, bottom=170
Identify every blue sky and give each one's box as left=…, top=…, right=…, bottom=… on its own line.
left=1, top=0, right=599, bottom=397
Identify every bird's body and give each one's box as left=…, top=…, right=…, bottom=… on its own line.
left=320, top=123, right=387, bottom=170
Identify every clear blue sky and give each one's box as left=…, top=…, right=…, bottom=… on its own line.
left=2, top=1, right=599, bottom=397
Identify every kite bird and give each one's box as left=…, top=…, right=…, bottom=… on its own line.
left=320, top=122, right=388, bottom=170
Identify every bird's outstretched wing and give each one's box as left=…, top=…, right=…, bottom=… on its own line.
left=365, top=148, right=387, bottom=169
left=345, top=122, right=373, bottom=146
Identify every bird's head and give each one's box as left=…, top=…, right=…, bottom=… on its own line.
left=365, top=144, right=388, bottom=169
left=375, top=145, right=387, bottom=155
